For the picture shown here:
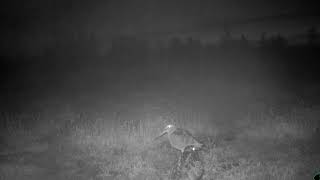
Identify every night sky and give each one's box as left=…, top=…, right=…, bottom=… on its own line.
left=1, top=0, right=319, bottom=56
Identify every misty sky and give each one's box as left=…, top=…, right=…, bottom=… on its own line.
left=1, top=0, right=319, bottom=55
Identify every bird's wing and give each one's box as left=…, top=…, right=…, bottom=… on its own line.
left=173, top=128, right=195, bottom=138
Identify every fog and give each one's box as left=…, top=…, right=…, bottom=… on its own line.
left=0, top=1, right=319, bottom=179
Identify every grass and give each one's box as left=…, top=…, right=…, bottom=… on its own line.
left=0, top=99, right=319, bottom=180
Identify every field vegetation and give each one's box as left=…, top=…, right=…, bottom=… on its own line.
left=1, top=31, right=320, bottom=179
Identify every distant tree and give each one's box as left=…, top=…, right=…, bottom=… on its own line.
left=186, top=37, right=194, bottom=46
left=259, top=32, right=267, bottom=47
left=306, top=26, right=319, bottom=45
left=169, top=37, right=183, bottom=49
left=218, top=25, right=233, bottom=47
left=185, top=37, right=202, bottom=49
left=240, top=34, right=249, bottom=46
left=270, top=33, right=288, bottom=48
left=223, top=24, right=232, bottom=40
left=241, top=34, right=247, bottom=42
left=112, top=36, right=146, bottom=50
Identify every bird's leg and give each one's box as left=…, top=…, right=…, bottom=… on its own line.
left=178, top=152, right=183, bottom=169
left=185, top=153, right=191, bottom=164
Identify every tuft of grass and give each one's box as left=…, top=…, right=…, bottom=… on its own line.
left=237, top=105, right=320, bottom=141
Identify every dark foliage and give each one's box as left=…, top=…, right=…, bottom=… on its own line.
left=1, top=27, right=320, bottom=110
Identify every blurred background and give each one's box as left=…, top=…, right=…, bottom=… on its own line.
left=1, top=0, right=320, bottom=117
left=1, top=1, right=320, bottom=179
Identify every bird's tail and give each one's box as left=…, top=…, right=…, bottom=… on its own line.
left=199, top=143, right=211, bottom=153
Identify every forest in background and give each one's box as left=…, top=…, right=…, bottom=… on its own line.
left=1, top=26, right=320, bottom=111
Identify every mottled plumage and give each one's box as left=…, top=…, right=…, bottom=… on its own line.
left=156, top=124, right=202, bottom=153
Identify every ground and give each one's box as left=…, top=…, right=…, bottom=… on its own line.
left=0, top=100, right=319, bottom=180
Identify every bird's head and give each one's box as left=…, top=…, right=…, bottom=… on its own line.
left=163, top=124, right=177, bottom=133
left=154, top=124, right=177, bottom=141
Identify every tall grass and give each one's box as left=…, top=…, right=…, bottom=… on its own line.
left=0, top=99, right=319, bottom=179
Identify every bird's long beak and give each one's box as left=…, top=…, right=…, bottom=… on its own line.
left=153, top=131, right=166, bottom=141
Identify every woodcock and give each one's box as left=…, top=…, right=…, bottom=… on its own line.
left=155, top=124, right=203, bottom=153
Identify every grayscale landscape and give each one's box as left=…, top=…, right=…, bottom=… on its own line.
left=1, top=0, right=320, bottom=179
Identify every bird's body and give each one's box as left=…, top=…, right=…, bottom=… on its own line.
left=168, top=128, right=202, bottom=153
left=156, top=124, right=202, bottom=153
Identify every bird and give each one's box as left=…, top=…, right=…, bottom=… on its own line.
left=154, top=124, right=203, bottom=153
left=154, top=124, right=204, bottom=178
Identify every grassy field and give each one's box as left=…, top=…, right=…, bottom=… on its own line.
left=1, top=17, right=320, bottom=179
left=0, top=94, right=319, bottom=180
